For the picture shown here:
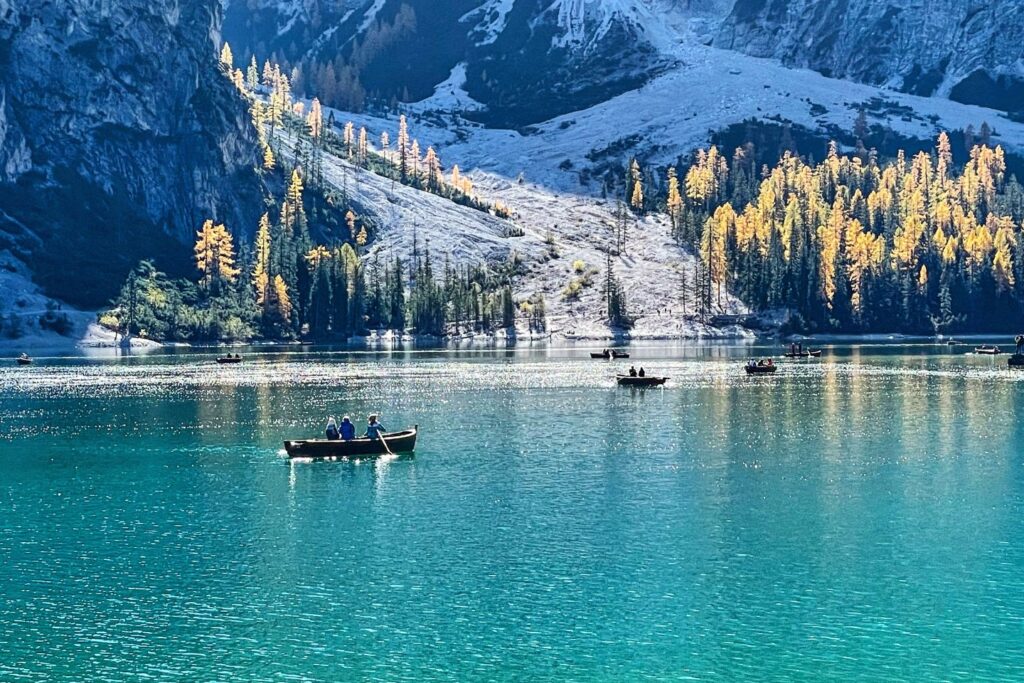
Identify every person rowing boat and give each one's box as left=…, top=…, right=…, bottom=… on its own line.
left=365, top=414, right=387, bottom=440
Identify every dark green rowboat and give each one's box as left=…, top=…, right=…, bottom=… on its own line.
left=284, top=426, right=418, bottom=459
left=616, top=375, right=667, bottom=387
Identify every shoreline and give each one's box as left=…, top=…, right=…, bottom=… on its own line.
left=3, top=307, right=1021, bottom=358
left=6, top=330, right=1023, bottom=358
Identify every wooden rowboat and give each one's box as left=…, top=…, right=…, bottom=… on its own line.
left=216, top=356, right=243, bottom=364
left=284, top=426, right=418, bottom=459
left=745, top=363, right=777, bottom=374
left=783, top=349, right=822, bottom=358
left=591, top=351, right=630, bottom=359
left=616, top=374, right=667, bottom=386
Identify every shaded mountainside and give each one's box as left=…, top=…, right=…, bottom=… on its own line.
left=0, top=0, right=263, bottom=307
left=715, top=0, right=1024, bottom=113
left=222, top=0, right=674, bottom=126
left=226, top=0, right=1024, bottom=122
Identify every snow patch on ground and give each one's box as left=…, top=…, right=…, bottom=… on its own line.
left=462, top=0, right=516, bottom=46
left=0, top=250, right=161, bottom=355
left=358, top=0, right=386, bottom=31
left=279, top=129, right=746, bottom=339
left=419, top=63, right=483, bottom=112
left=285, top=39, right=1024, bottom=340
left=397, top=44, right=1024, bottom=195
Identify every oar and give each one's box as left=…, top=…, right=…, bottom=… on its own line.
left=375, top=424, right=393, bottom=456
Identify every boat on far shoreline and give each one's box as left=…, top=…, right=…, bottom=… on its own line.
left=592, top=349, right=630, bottom=359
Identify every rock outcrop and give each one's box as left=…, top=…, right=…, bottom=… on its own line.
left=224, top=0, right=1024, bottom=121
left=0, top=0, right=262, bottom=306
left=715, top=0, right=1024, bottom=111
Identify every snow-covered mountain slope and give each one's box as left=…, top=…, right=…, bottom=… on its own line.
left=277, top=129, right=746, bottom=339
left=226, top=0, right=1024, bottom=122
left=716, top=0, right=1024, bottom=112
left=223, top=0, right=730, bottom=125
left=361, top=45, right=1024, bottom=199
left=275, top=34, right=1024, bottom=337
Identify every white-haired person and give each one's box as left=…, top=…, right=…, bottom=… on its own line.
left=325, top=417, right=340, bottom=441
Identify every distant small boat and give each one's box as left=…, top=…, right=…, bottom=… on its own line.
left=946, top=340, right=959, bottom=346
left=745, top=362, right=777, bottom=374
left=591, top=350, right=630, bottom=359
left=783, top=349, right=822, bottom=358
left=616, top=374, right=667, bottom=386
left=216, top=355, right=243, bottom=364
left=16, top=355, right=32, bottom=365
left=1009, top=354, right=1024, bottom=368
left=975, top=345, right=1002, bottom=355
left=284, top=426, right=418, bottom=459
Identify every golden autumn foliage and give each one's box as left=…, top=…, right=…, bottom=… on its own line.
left=194, top=220, right=239, bottom=288
left=252, top=213, right=272, bottom=306
left=219, top=42, right=233, bottom=69
left=683, top=133, right=1020, bottom=330
left=271, top=275, right=292, bottom=320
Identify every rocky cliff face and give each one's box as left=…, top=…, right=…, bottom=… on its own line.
left=0, top=0, right=262, bottom=306
left=222, top=0, right=676, bottom=126
left=715, top=0, right=1024, bottom=112
left=225, top=0, right=1024, bottom=121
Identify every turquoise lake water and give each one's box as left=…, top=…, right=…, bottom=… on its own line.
left=3, top=343, right=1024, bottom=681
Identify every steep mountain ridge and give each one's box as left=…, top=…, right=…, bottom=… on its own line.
left=0, top=0, right=263, bottom=306
left=716, top=0, right=1024, bottom=113
left=225, top=0, right=1024, bottom=121
left=223, top=0, right=712, bottom=125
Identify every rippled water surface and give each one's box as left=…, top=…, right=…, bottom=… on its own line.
left=4, top=343, right=1024, bottom=681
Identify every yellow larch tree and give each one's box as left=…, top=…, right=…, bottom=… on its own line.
left=281, top=169, right=305, bottom=234
left=666, top=167, right=682, bottom=228
left=992, top=217, right=1017, bottom=291
left=247, top=56, right=259, bottom=90
left=343, top=122, right=354, bottom=157
left=306, top=245, right=332, bottom=269
left=629, top=159, right=643, bottom=211
left=307, top=98, right=323, bottom=140
left=252, top=213, right=272, bottom=306
left=219, top=42, right=233, bottom=69
left=271, top=275, right=292, bottom=321
left=424, top=146, right=441, bottom=190
left=410, top=139, right=421, bottom=179
left=194, top=220, right=239, bottom=289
